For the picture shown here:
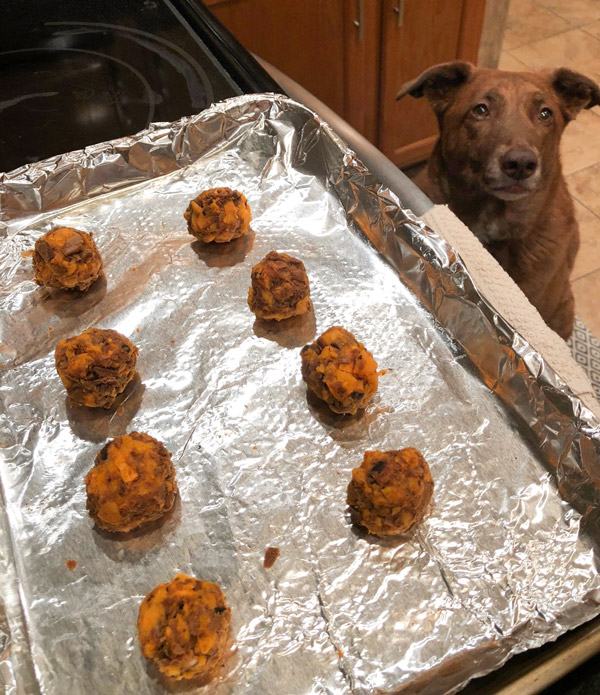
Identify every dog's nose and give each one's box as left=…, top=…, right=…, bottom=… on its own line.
left=501, top=149, right=538, bottom=180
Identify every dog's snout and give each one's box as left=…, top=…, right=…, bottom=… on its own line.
left=501, top=149, right=539, bottom=180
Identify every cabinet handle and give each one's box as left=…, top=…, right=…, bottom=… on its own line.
left=353, top=0, right=365, bottom=42
left=393, top=0, right=405, bottom=27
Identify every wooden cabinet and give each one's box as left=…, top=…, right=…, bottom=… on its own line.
left=205, top=0, right=347, bottom=116
left=205, top=0, right=485, bottom=167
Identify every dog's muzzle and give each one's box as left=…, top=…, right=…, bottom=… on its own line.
left=485, top=146, right=541, bottom=200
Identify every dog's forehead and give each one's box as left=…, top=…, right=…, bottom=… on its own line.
left=463, top=69, right=555, bottom=102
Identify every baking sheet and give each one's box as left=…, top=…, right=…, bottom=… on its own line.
left=1, top=94, right=600, bottom=695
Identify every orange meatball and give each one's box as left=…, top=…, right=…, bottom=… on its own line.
left=184, top=187, right=251, bottom=243
left=300, top=326, right=380, bottom=414
left=347, top=448, right=434, bottom=537
left=248, top=251, right=311, bottom=320
left=32, top=227, right=103, bottom=291
left=138, top=574, right=231, bottom=681
left=85, top=432, right=177, bottom=533
left=55, top=328, right=138, bottom=408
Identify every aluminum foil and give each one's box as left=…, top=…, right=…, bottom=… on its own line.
left=1, top=94, right=600, bottom=695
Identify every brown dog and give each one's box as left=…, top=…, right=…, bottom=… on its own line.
left=397, top=62, right=600, bottom=339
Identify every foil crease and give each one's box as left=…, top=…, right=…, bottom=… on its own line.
left=1, top=94, right=600, bottom=695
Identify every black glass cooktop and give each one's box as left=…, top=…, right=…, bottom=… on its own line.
left=0, top=0, right=279, bottom=172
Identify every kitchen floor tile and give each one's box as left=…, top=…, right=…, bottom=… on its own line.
left=573, top=269, right=600, bottom=338
left=567, top=162, right=600, bottom=217
left=498, top=50, right=530, bottom=71
left=582, top=20, right=600, bottom=40
left=502, top=0, right=572, bottom=51
left=510, top=28, right=600, bottom=72
left=560, top=109, right=600, bottom=177
left=536, top=0, right=600, bottom=27
left=571, top=200, right=600, bottom=280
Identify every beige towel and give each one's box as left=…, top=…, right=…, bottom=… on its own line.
left=422, top=205, right=600, bottom=419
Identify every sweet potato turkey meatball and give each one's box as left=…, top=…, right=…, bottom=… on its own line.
left=184, top=187, right=251, bottom=243
left=32, top=227, right=103, bottom=291
left=300, top=326, right=380, bottom=415
left=248, top=250, right=311, bottom=320
left=85, top=432, right=177, bottom=533
left=54, top=328, right=138, bottom=408
left=347, top=448, right=434, bottom=537
left=138, top=573, right=231, bottom=681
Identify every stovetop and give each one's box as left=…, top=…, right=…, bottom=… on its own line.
left=0, top=0, right=279, bottom=172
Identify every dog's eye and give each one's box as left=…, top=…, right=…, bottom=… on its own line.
left=472, top=103, right=489, bottom=117
left=539, top=107, right=553, bottom=121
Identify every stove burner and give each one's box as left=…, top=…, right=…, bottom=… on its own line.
left=0, top=7, right=239, bottom=173
left=47, top=21, right=217, bottom=111
left=1, top=47, right=157, bottom=167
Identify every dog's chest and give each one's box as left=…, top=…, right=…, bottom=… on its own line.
left=454, top=207, right=514, bottom=245
left=469, top=216, right=505, bottom=244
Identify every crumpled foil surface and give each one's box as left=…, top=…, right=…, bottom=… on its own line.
left=1, top=94, right=600, bottom=695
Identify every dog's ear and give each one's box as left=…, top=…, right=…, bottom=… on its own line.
left=549, top=68, right=600, bottom=120
left=396, top=62, right=473, bottom=113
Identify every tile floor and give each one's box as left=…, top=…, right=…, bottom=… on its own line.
left=500, top=0, right=600, bottom=338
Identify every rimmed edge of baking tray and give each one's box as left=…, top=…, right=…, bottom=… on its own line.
left=460, top=614, right=600, bottom=695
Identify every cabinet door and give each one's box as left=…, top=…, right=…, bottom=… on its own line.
left=379, top=0, right=484, bottom=167
left=343, top=0, right=382, bottom=143
left=206, top=0, right=381, bottom=141
left=207, top=0, right=346, bottom=116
